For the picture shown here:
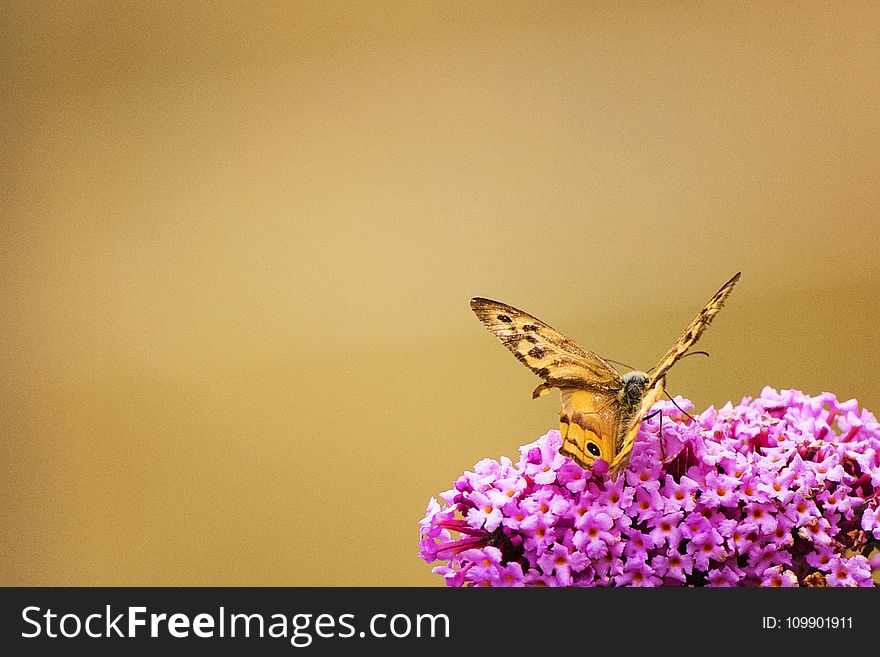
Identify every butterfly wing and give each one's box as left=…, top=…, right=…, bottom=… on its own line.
left=470, top=297, right=622, bottom=397
left=558, top=388, right=623, bottom=469
left=648, top=272, right=741, bottom=386
left=470, top=297, right=626, bottom=470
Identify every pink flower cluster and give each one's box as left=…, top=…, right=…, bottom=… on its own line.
left=419, top=388, right=880, bottom=586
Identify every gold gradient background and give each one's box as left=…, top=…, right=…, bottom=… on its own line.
left=2, top=3, right=879, bottom=586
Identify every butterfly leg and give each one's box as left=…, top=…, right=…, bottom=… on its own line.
left=659, top=409, right=665, bottom=461
left=643, top=409, right=666, bottom=461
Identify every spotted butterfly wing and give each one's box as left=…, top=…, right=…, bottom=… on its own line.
left=557, top=387, right=629, bottom=471
left=469, top=298, right=629, bottom=470
left=647, top=272, right=741, bottom=386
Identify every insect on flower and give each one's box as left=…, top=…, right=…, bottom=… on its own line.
left=470, top=273, right=740, bottom=477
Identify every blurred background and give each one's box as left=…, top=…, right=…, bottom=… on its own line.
left=2, top=2, right=878, bottom=586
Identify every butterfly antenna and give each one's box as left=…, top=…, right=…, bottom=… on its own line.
left=646, top=350, right=710, bottom=374
left=605, top=358, right=636, bottom=373
left=663, top=390, right=698, bottom=423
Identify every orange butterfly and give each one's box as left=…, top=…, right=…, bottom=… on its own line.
left=471, top=273, right=740, bottom=476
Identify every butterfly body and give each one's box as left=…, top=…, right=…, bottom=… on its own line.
left=470, top=273, right=739, bottom=477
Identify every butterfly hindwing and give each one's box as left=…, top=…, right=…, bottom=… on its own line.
left=558, top=388, right=621, bottom=468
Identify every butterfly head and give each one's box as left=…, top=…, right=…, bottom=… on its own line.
left=621, top=371, right=650, bottom=406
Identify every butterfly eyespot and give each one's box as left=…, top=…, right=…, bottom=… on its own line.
left=586, top=442, right=601, bottom=457
left=496, top=314, right=513, bottom=323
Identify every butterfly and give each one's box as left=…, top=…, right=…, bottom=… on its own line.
left=470, top=273, right=740, bottom=477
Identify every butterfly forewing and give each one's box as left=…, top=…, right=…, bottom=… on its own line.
left=648, top=272, right=741, bottom=386
left=469, top=298, right=622, bottom=396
